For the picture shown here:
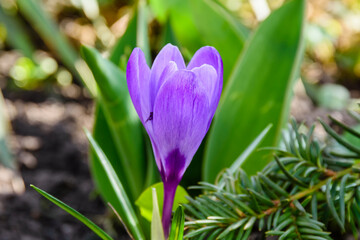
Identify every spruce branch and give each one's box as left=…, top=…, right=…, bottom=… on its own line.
left=184, top=115, right=360, bottom=239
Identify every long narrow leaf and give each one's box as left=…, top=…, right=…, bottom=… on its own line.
left=81, top=46, right=145, bottom=200
left=204, top=0, right=305, bottom=181
left=137, top=0, right=151, bottom=64
left=189, top=0, right=248, bottom=83
left=0, top=6, right=35, bottom=58
left=90, top=103, right=131, bottom=207
left=228, top=125, right=272, bottom=174
left=320, top=119, right=360, bottom=155
left=169, top=206, right=185, bottom=240
left=30, top=185, right=113, bottom=240
left=151, top=188, right=165, bottom=240
left=85, top=129, right=145, bottom=240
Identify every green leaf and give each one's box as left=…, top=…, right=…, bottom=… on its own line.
left=136, top=182, right=189, bottom=222
left=204, top=0, right=305, bottom=181
left=325, top=179, right=344, bottom=231
left=317, top=83, right=350, bottom=110
left=89, top=103, right=131, bottom=206
left=137, top=0, right=151, bottom=65
left=16, top=0, right=97, bottom=96
left=149, top=0, right=202, bottom=53
left=109, top=10, right=137, bottom=67
left=150, top=0, right=248, bottom=83
left=151, top=188, right=165, bottom=240
left=228, top=125, right=272, bottom=176
left=85, top=129, right=145, bottom=240
left=169, top=206, right=185, bottom=240
left=30, top=185, right=113, bottom=240
left=0, top=6, right=35, bottom=58
left=320, top=119, right=360, bottom=155
left=189, top=0, right=248, bottom=83
left=81, top=46, right=145, bottom=200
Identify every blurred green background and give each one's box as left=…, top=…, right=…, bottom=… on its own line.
left=0, top=0, right=359, bottom=95
left=0, top=0, right=359, bottom=238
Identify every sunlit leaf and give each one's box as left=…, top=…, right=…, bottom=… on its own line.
left=85, top=129, right=145, bottom=240
left=204, top=0, right=305, bottom=181
left=81, top=46, right=145, bottom=200
left=189, top=0, right=249, bottom=83
left=136, top=182, right=189, bottom=222
left=151, top=188, right=165, bottom=240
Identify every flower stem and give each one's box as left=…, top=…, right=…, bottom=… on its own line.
left=162, top=181, right=177, bottom=238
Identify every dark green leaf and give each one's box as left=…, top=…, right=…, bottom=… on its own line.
left=81, top=46, right=145, bottom=200
left=325, top=179, right=344, bottom=231
left=85, top=129, right=145, bottom=240
left=320, top=119, right=360, bottom=155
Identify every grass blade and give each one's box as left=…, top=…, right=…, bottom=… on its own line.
left=85, top=129, right=145, bottom=240
left=169, top=206, right=185, bottom=240
left=137, top=0, right=151, bottom=64
left=0, top=6, right=35, bottom=58
left=30, top=185, right=113, bottom=240
left=228, top=125, right=272, bottom=175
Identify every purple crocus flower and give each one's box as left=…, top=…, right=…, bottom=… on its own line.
left=126, top=44, right=223, bottom=237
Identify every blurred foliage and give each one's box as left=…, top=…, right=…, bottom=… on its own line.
left=0, top=89, right=13, bottom=168
left=1, top=0, right=359, bottom=239
left=0, top=0, right=358, bottom=96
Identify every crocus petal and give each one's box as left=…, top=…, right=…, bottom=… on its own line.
left=149, top=44, right=186, bottom=109
left=144, top=61, right=178, bottom=133
left=152, top=70, right=210, bottom=181
left=187, top=46, right=223, bottom=113
left=192, top=64, right=219, bottom=130
left=187, top=46, right=222, bottom=74
left=192, top=64, right=217, bottom=109
left=126, top=48, right=151, bottom=123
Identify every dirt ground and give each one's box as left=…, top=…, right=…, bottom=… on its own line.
left=0, top=87, right=130, bottom=240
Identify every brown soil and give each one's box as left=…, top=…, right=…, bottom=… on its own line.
left=0, top=87, right=129, bottom=240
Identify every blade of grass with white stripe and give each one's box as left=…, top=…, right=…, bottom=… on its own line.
left=30, top=184, right=112, bottom=240
left=85, top=129, right=145, bottom=240
left=168, top=206, right=185, bottom=240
